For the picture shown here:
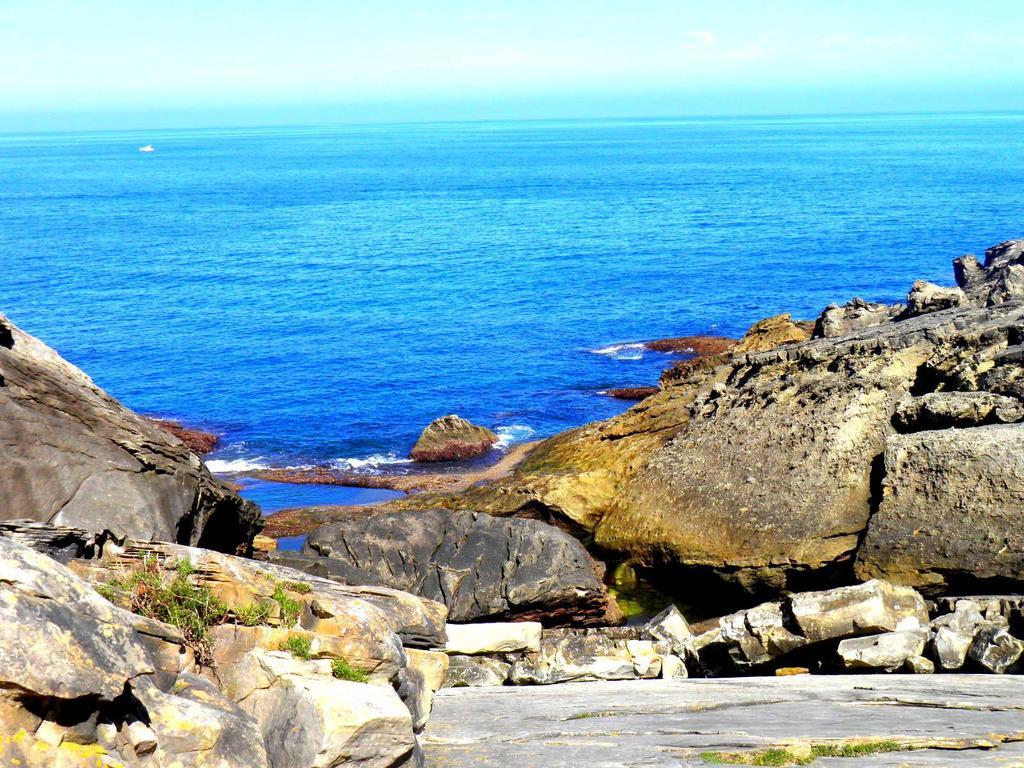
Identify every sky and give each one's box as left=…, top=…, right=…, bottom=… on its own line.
left=1, top=0, right=1023, bottom=131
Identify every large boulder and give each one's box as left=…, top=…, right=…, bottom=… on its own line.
left=855, top=425, right=1024, bottom=592
left=0, top=313, right=260, bottom=552
left=304, top=509, right=618, bottom=625
left=0, top=536, right=153, bottom=701
left=409, top=415, right=498, bottom=462
left=225, top=651, right=417, bottom=768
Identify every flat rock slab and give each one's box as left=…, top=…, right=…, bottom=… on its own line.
left=422, top=675, right=1024, bottom=767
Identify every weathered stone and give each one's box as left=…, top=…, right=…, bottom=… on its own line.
left=234, top=650, right=416, bottom=768
left=904, top=655, right=935, bottom=674
left=954, top=239, right=1024, bottom=305
left=734, top=313, right=812, bottom=352
left=814, top=297, right=903, bottom=337
left=903, top=280, right=966, bottom=317
left=788, top=580, right=928, bottom=643
left=836, top=628, right=928, bottom=671
left=969, top=626, right=1024, bottom=673
left=0, top=536, right=153, bottom=701
left=856, top=425, right=1024, bottom=592
left=423, top=676, right=1024, bottom=767
left=405, top=649, right=450, bottom=693
left=893, top=391, right=1024, bottom=431
left=124, top=721, right=158, bottom=756
left=442, top=656, right=511, bottom=688
left=508, top=627, right=663, bottom=685
left=409, top=415, right=497, bottom=462
left=305, top=509, right=616, bottom=625
left=444, top=622, right=542, bottom=655
left=660, top=654, right=688, bottom=679
left=645, top=605, right=695, bottom=659
left=930, top=600, right=990, bottom=670
left=0, top=313, right=260, bottom=552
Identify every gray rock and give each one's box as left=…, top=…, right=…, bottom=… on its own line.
left=903, top=280, right=966, bottom=317
left=0, top=536, right=153, bottom=701
left=969, top=626, right=1024, bottom=673
left=837, top=628, right=929, bottom=671
left=444, top=622, right=542, bottom=655
left=507, top=627, right=663, bottom=685
left=954, top=239, right=1024, bottom=305
left=856, top=425, right=1024, bottom=593
left=443, top=656, right=511, bottom=688
left=904, top=655, right=935, bottom=674
left=716, top=602, right=807, bottom=667
left=0, top=313, right=260, bottom=552
left=814, top=297, right=903, bottom=338
left=422, top=676, right=1024, bottom=767
left=893, top=391, right=1024, bottom=431
left=788, top=580, right=928, bottom=643
left=645, top=605, right=696, bottom=659
left=930, top=600, right=990, bottom=670
left=234, top=650, right=417, bottom=768
left=305, top=509, right=616, bottom=625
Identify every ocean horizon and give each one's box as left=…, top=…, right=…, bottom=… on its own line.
left=3, top=111, right=1023, bottom=483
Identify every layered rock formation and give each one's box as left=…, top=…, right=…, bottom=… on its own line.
left=388, top=239, right=1024, bottom=601
left=0, top=525, right=449, bottom=767
left=0, top=314, right=260, bottom=552
left=409, top=415, right=498, bottom=462
left=301, top=508, right=620, bottom=626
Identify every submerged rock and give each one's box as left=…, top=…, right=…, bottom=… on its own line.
left=304, top=508, right=619, bottom=626
left=409, top=414, right=498, bottom=462
left=0, top=313, right=260, bottom=552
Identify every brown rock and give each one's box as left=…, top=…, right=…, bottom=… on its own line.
left=644, top=335, right=737, bottom=356
left=410, top=415, right=498, bottom=462
left=601, top=387, right=660, bottom=401
left=147, top=418, right=220, bottom=455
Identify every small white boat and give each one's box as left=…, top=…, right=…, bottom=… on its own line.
left=138, top=144, right=155, bottom=153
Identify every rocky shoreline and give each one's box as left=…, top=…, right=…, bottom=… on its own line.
left=3, top=237, right=1024, bottom=768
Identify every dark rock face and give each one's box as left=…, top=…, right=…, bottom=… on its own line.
left=0, top=313, right=261, bottom=552
left=409, top=415, right=498, bottom=462
left=304, top=509, right=619, bottom=626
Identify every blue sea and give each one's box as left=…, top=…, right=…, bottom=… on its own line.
left=3, top=114, right=1023, bottom=492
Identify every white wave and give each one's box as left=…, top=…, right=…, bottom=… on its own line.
left=588, top=342, right=646, bottom=360
left=206, top=457, right=269, bottom=473
left=494, top=424, right=536, bottom=449
left=330, top=453, right=414, bottom=473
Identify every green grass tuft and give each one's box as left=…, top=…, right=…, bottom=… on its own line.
left=331, top=658, right=369, bottom=683
left=280, top=634, right=313, bottom=659
left=700, top=741, right=907, bottom=765
left=272, top=585, right=303, bottom=626
left=235, top=601, right=272, bottom=627
left=102, top=555, right=226, bottom=665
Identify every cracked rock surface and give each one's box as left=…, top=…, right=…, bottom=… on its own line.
left=422, top=675, right=1024, bottom=767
